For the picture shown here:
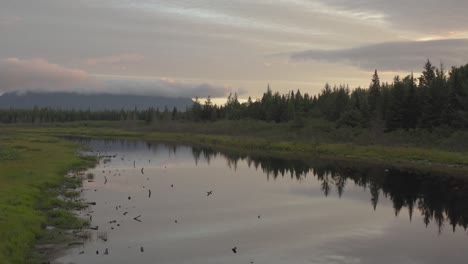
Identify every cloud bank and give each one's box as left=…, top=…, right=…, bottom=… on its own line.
left=84, top=53, right=145, bottom=66
left=0, top=58, right=93, bottom=92
left=0, top=58, right=235, bottom=98
left=100, top=77, right=231, bottom=98
left=291, top=39, right=468, bottom=72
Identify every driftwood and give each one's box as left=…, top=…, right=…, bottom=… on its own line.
left=133, top=215, right=142, bottom=222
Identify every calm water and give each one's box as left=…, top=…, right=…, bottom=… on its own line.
left=54, top=139, right=468, bottom=264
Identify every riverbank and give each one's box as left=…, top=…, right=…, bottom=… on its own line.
left=0, top=132, right=96, bottom=264
left=7, top=123, right=468, bottom=176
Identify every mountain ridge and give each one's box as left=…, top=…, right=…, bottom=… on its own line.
left=0, top=91, right=194, bottom=110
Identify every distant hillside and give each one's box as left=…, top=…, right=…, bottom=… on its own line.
left=0, top=92, right=194, bottom=110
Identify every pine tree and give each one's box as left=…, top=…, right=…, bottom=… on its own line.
left=402, top=74, right=419, bottom=129
left=386, top=76, right=405, bottom=131
left=171, top=107, right=178, bottom=121
left=419, top=60, right=436, bottom=90
left=368, top=69, right=381, bottom=116
left=419, top=60, right=437, bottom=129
left=191, top=97, right=202, bottom=121
left=444, top=65, right=468, bottom=127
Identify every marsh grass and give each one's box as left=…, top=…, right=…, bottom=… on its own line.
left=0, top=132, right=96, bottom=264
left=10, top=122, right=468, bottom=168
left=47, top=209, right=90, bottom=230
left=86, top=172, right=95, bottom=180
left=0, top=147, right=19, bottom=161
left=62, top=190, right=81, bottom=199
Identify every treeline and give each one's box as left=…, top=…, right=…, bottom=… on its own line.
left=0, top=106, right=184, bottom=124
left=192, top=60, right=468, bottom=131
left=2, top=60, right=468, bottom=131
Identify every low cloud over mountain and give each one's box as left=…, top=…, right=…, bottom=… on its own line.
left=0, top=58, right=234, bottom=98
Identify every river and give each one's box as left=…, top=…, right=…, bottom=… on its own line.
left=54, top=139, right=468, bottom=264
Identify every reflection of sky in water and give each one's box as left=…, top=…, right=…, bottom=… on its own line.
left=55, top=139, right=468, bottom=264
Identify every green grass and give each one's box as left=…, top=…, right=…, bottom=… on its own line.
left=0, top=132, right=95, bottom=264
left=0, top=147, right=19, bottom=161
left=47, top=209, right=90, bottom=229
left=9, top=123, right=468, bottom=169
left=316, top=144, right=468, bottom=165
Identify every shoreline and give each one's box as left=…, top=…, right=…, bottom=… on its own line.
left=11, top=126, right=468, bottom=178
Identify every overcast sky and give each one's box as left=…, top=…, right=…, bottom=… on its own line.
left=1, top=0, right=468, bottom=100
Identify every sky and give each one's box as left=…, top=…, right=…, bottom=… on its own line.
left=1, top=0, right=468, bottom=101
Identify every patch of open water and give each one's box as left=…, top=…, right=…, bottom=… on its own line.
left=54, top=139, right=468, bottom=264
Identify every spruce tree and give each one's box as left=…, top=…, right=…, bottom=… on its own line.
left=402, top=74, right=419, bottom=129
left=368, top=69, right=381, bottom=116
left=419, top=60, right=437, bottom=129
left=386, top=76, right=405, bottom=130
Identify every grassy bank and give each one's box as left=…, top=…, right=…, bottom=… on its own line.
left=9, top=118, right=468, bottom=150
left=7, top=122, right=468, bottom=173
left=0, top=132, right=95, bottom=264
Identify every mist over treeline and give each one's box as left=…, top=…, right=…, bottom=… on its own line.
left=2, top=60, right=468, bottom=132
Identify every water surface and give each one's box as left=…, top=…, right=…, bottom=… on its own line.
left=55, top=139, right=468, bottom=264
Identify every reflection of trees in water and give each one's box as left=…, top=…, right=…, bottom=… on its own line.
left=191, top=146, right=468, bottom=234
left=71, top=138, right=468, bottom=234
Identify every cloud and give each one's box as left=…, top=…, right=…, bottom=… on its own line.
left=99, top=76, right=232, bottom=98
left=0, top=58, right=236, bottom=98
left=0, top=58, right=93, bottom=93
left=84, top=53, right=144, bottom=66
left=0, top=15, right=21, bottom=27
left=276, top=0, right=388, bottom=26
left=124, top=1, right=326, bottom=36
left=291, top=39, right=468, bottom=72
left=312, top=0, right=468, bottom=35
